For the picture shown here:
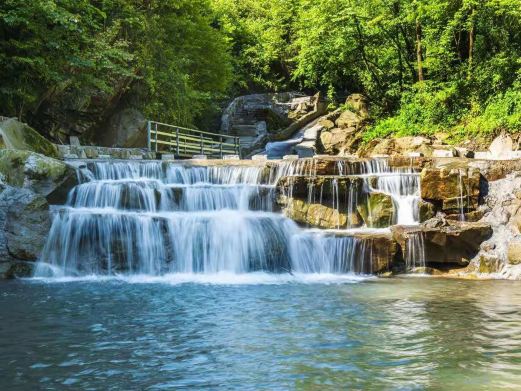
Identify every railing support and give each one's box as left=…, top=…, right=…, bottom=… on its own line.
left=200, top=132, right=203, bottom=154
left=147, top=121, right=151, bottom=151
left=176, top=128, right=180, bottom=157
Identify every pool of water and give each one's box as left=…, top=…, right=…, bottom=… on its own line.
left=2, top=276, right=521, bottom=390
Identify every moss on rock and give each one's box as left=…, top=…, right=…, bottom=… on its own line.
left=0, top=119, right=58, bottom=158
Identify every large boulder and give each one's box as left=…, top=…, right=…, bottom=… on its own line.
left=489, top=134, right=513, bottom=159
left=0, top=119, right=58, bottom=158
left=0, top=184, right=50, bottom=277
left=0, top=149, right=78, bottom=204
left=94, top=108, right=147, bottom=148
left=392, top=219, right=493, bottom=267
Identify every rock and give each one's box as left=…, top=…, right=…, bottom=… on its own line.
left=418, top=200, right=436, bottom=222
left=0, top=149, right=78, bottom=204
left=432, top=149, right=455, bottom=157
left=335, top=110, right=360, bottom=128
left=420, top=167, right=481, bottom=213
left=392, top=221, right=493, bottom=267
left=294, top=141, right=316, bottom=158
left=283, top=199, right=350, bottom=229
left=345, top=94, right=369, bottom=119
left=0, top=119, right=58, bottom=158
left=3, top=261, right=35, bottom=279
left=357, top=192, right=395, bottom=228
left=360, top=136, right=433, bottom=157
left=0, top=186, right=50, bottom=262
left=507, top=240, right=521, bottom=265
left=489, top=134, right=513, bottom=159
left=93, top=108, right=147, bottom=148
left=70, top=136, right=81, bottom=147
left=477, top=255, right=502, bottom=274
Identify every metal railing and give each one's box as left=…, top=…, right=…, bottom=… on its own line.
left=147, top=121, right=241, bottom=159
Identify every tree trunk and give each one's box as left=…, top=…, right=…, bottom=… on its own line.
left=415, top=18, right=424, bottom=82
left=468, top=9, right=475, bottom=79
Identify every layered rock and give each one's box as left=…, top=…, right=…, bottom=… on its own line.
left=276, top=175, right=364, bottom=228
left=392, top=219, right=492, bottom=268
left=420, top=166, right=481, bottom=217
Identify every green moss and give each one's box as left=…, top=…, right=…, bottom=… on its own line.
left=0, top=119, right=58, bottom=158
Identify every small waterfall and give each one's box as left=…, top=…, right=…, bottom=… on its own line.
left=361, top=158, right=420, bottom=225
left=405, top=232, right=426, bottom=271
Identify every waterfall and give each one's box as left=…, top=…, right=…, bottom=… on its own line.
left=35, top=157, right=425, bottom=278
left=361, top=158, right=420, bottom=225
left=36, top=160, right=389, bottom=277
left=405, top=231, right=426, bottom=271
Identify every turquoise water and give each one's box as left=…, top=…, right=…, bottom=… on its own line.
left=2, top=276, right=521, bottom=390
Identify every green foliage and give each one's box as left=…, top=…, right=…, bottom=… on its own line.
left=0, top=0, right=232, bottom=129
left=1, top=0, right=520, bottom=139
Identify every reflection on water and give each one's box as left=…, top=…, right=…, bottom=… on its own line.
left=1, top=278, right=521, bottom=390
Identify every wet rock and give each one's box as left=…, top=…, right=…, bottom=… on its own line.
left=357, top=192, right=395, bottom=228
left=3, top=261, right=34, bottom=279
left=0, top=118, right=58, bottom=158
left=4, top=187, right=50, bottom=261
left=0, top=185, right=50, bottom=267
left=392, top=221, right=493, bottom=267
left=420, top=167, right=481, bottom=213
left=418, top=200, right=436, bottom=222
left=332, top=231, right=397, bottom=273
left=0, top=149, right=78, bottom=204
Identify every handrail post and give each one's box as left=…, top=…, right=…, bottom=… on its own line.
left=176, top=128, right=180, bottom=157
left=154, top=122, right=158, bottom=153
left=235, top=137, right=240, bottom=157
left=200, top=132, right=203, bottom=154
left=220, top=135, right=223, bottom=159
left=147, top=121, right=151, bottom=151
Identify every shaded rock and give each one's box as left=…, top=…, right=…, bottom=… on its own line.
left=392, top=221, right=493, bottom=267
left=4, top=188, right=50, bottom=260
left=277, top=175, right=364, bottom=202
left=95, top=108, right=147, bottom=148
left=357, top=192, right=395, bottom=228
left=418, top=200, right=436, bottom=222
left=0, top=185, right=50, bottom=264
left=0, top=119, right=58, bottom=158
left=3, top=261, right=34, bottom=279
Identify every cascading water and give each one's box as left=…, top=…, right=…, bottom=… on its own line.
left=360, top=158, right=420, bottom=225
left=36, top=160, right=386, bottom=278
